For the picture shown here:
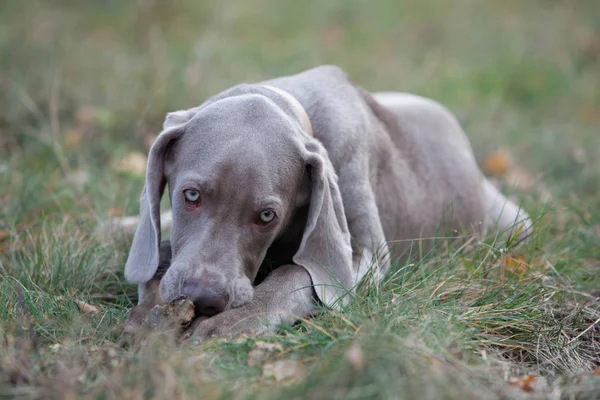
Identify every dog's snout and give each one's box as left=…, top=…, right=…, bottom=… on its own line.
left=182, top=280, right=229, bottom=317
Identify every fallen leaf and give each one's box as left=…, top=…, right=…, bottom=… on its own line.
left=508, top=375, right=535, bottom=392
left=345, top=341, right=364, bottom=371
left=248, top=341, right=284, bottom=367
left=594, top=367, right=600, bottom=376
left=262, top=359, right=306, bottom=382
left=503, top=254, right=528, bottom=276
left=507, top=375, right=547, bottom=393
left=115, top=152, right=147, bottom=176
left=482, top=148, right=511, bottom=176
left=73, top=299, right=100, bottom=315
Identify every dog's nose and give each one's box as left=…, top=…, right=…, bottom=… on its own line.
left=182, top=280, right=229, bottom=317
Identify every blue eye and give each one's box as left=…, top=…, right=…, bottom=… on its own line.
left=183, top=189, right=200, bottom=203
left=258, top=209, right=276, bottom=224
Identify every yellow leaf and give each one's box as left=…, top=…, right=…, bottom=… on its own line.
left=503, top=254, right=528, bottom=276
left=73, top=299, right=100, bottom=315
left=507, top=375, right=547, bottom=393
left=482, top=148, right=511, bottom=176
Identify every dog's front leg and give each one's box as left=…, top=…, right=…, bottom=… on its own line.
left=189, top=264, right=316, bottom=342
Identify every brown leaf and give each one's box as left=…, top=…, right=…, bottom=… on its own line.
left=482, top=148, right=511, bottom=176
left=262, top=359, right=307, bottom=382
left=503, top=254, right=528, bottom=276
left=508, top=375, right=535, bottom=392
left=73, top=299, right=100, bottom=315
left=248, top=341, right=284, bottom=367
left=114, top=152, right=147, bottom=176
left=507, top=375, right=547, bottom=393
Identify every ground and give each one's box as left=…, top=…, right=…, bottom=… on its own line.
left=1, top=0, right=599, bottom=398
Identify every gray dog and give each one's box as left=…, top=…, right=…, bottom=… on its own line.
left=122, top=65, right=532, bottom=341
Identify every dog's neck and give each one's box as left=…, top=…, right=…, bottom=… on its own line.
left=261, top=85, right=313, bottom=137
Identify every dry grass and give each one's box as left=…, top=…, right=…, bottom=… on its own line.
left=1, top=0, right=599, bottom=398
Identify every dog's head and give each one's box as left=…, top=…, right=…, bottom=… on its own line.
left=124, top=86, right=354, bottom=317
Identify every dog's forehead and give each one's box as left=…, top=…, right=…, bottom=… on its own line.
left=177, top=94, right=299, bottom=153
left=192, top=94, right=297, bottom=137
left=165, top=94, right=304, bottom=190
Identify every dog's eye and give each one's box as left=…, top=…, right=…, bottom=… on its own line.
left=257, top=209, right=276, bottom=225
left=183, top=189, right=200, bottom=203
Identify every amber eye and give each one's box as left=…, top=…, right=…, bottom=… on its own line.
left=257, top=209, right=276, bottom=225
left=183, top=189, right=200, bottom=204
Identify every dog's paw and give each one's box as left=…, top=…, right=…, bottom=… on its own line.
left=186, top=307, right=279, bottom=343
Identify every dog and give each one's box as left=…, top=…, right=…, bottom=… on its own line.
left=120, top=65, right=532, bottom=341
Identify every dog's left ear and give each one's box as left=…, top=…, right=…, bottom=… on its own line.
left=292, top=139, right=355, bottom=308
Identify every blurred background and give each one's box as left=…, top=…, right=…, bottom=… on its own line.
left=1, top=0, right=599, bottom=240
left=0, top=3, right=599, bottom=396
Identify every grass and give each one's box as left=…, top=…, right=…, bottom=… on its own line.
left=1, top=0, right=599, bottom=398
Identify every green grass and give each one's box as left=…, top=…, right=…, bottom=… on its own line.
left=1, top=0, right=599, bottom=398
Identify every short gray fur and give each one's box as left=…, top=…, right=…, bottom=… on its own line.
left=123, top=65, right=532, bottom=340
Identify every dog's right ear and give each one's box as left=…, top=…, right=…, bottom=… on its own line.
left=124, top=109, right=197, bottom=284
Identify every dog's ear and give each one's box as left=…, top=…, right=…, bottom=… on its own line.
left=292, top=140, right=355, bottom=308
left=124, top=109, right=196, bottom=284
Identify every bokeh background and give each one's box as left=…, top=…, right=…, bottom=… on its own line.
left=1, top=0, right=599, bottom=398
left=2, top=1, right=599, bottom=202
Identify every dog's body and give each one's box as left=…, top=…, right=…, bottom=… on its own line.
left=122, top=65, right=532, bottom=340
